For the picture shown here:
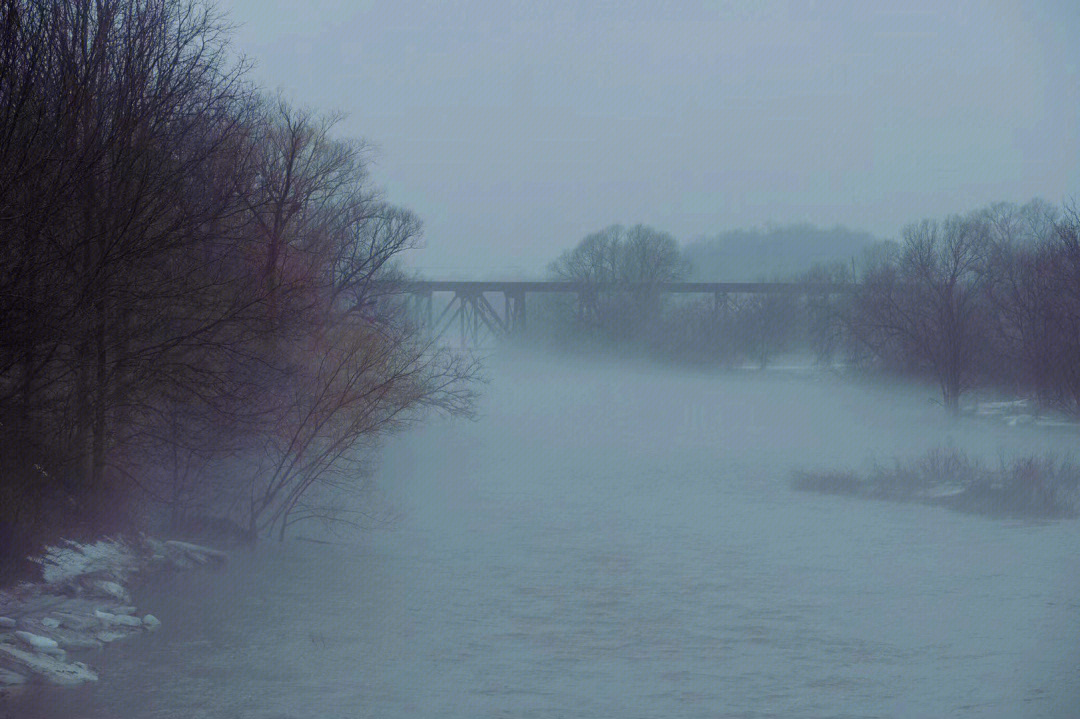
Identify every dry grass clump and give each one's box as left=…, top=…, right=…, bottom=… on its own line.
left=792, top=447, right=1080, bottom=519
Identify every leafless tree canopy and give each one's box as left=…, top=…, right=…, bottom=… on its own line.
left=847, top=216, right=993, bottom=413
left=547, top=224, right=688, bottom=342
left=0, top=0, right=477, bottom=563
left=843, top=199, right=1080, bottom=416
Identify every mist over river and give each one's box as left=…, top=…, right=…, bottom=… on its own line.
left=11, top=354, right=1080, bottom=718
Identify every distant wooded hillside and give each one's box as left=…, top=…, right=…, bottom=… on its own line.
left=683, top=224, right=882, bottom=280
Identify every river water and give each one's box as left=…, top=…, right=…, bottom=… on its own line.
left=11, top=355, right=1080, bottom=718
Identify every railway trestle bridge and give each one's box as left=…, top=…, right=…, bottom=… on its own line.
left=386, top=280, right=847, bottom=347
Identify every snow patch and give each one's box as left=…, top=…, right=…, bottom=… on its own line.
left=3, top=535, right=226, bottom=692
left=33, top=539, right=140, bottom=586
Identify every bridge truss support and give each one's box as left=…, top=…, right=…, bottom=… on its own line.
left=393, top=280, right=849, bottom=348
left=421, top=288, right=526, bottom=346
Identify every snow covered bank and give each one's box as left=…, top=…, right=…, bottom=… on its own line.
left=0, top=537, right=225, bottom=693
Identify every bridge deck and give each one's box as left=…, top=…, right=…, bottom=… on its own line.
left=386, top=279, right=850, bottom=346
left=396, top=280, right=846, bottom=294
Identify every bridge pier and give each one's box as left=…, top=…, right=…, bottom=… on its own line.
left=505, top=290, right=526, bottom=334
left=407, top=289, right=433, bottom=328
left=576, top=288, right=599, bottom=326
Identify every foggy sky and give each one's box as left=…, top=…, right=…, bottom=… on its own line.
left=222, top=0, right=1080, bottom=277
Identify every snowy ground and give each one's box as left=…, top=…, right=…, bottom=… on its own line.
left=0, top=538, right=224, bottom=693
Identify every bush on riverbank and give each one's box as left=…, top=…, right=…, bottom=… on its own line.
left=792, top=448, right=1080, bottom=519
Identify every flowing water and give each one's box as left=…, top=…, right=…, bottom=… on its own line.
left=10, top=355, right=1080, bottom=718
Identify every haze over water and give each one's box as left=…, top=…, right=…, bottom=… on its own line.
left=14, top=355, right=1080, bottom=718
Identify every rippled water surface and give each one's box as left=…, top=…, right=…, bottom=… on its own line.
left=12, top=356, right=1080, bottom=718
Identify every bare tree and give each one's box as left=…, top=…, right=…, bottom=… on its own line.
left=0, top=0, right=256, bottom=548
left=0, top=2, right=479, bottom=560
left=848, top=215, right=992, bottom=414
left=1021, top=203, right=1080, bottom=415
left=548, top=223, right=688, bottom=342
left=181, top=102, right=478, bottom=540
left=979, top=199, right=1060, bottom=396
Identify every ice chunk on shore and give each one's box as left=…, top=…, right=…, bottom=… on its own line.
left=87, top=579, right=131, bottom=603
left=94, top=610, right=142, bottom=627
left=14, top=630, right=64, bottom=656
left=47, top=629, right=103, bottom=651
left=0, top=644, right=97, bottom=686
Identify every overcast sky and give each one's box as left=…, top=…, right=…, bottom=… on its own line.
left=221, top=0, right=1080, bottom=278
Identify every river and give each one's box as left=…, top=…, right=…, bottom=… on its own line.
left=11, top=354, right=1080, bottom=718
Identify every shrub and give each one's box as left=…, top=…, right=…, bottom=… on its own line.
left=792, top=447, right=1080, bottom=519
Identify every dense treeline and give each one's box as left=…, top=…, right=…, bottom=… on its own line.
left=0, top=0, right=476, bottom=570
left=533, top=199, right=1080, bottom=419
left=847, top=199, right=1080, bottom=416
left=529, top=222, right=847, bottom=366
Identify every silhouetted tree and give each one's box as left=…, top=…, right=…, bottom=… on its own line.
left=848, top=215, right=993, bottom=414
left=548, top=224, right=688, bottom=343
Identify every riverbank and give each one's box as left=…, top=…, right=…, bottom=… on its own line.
left=0, top=537, right=226, bottom=694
